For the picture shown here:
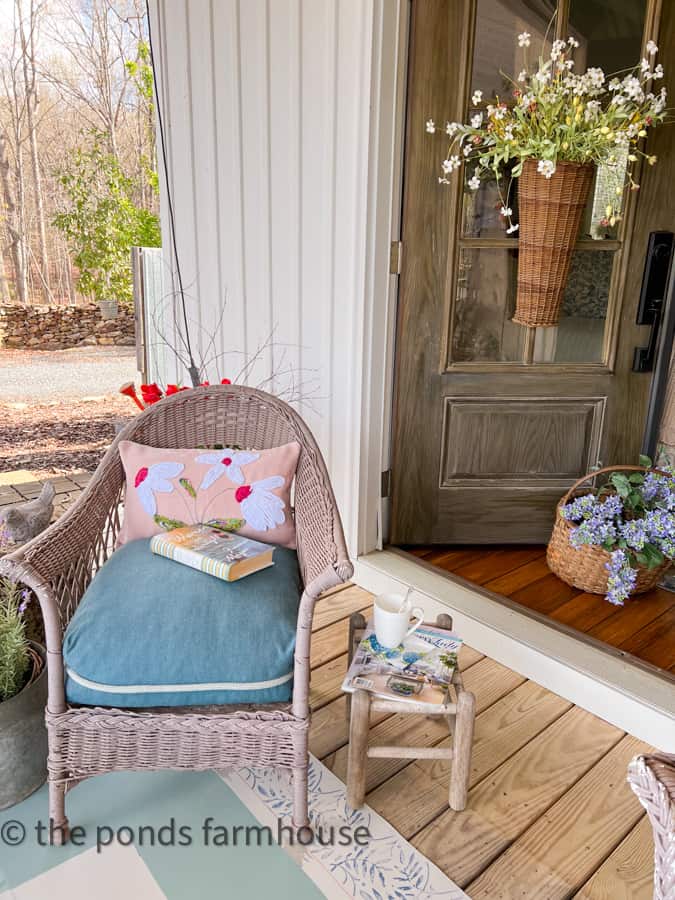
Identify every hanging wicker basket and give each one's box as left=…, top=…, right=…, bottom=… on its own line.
left=547, top=465, right=672, bottom=596
left=513, top=159, right=595, bottom=328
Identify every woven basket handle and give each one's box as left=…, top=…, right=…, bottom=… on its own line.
left=560, top=464, right=670, bottom=507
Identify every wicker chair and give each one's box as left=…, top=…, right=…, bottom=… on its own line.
left=627, top=753, right=675, bottom=900
left=0, top=385, right=352, bottom=840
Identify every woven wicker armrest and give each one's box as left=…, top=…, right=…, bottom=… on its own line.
left=627, top=753, right=675, bottom=900
left=0, top=454, right=124, bottom=645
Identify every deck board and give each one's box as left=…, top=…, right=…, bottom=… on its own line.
left=466, top=734, right=648, bottom=898
left=404, top=545, right=675, bottom=673
left=574, top=815, right=653, bottom=900
left=411, top=707, right=622, bottom=887
left=309, top=583, right=653, bottom=899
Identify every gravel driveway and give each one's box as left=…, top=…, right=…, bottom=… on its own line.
left=0, top=346, right=140, bottom=400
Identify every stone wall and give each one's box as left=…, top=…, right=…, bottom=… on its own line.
left=0, top=304, right=135, bottom=350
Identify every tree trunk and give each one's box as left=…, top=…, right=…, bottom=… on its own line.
left=0, top=132, right=28, bottom=304
left=0, top=257, right=12, bottom=303
left=19, top=0, right=50, bottom=303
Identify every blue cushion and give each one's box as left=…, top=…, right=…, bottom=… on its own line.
left=63, top=539, right=302, bottom=707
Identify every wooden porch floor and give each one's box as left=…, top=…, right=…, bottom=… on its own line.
left=310, top=582, right=655, bottom=899
left=402, top=546, right=675, bottom=676
left=1, top=474, right=658, bottom=896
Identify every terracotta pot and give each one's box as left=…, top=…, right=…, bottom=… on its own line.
left=514, top=159, right=595, bottom=328
left=0, top=643, right=48, bottom=810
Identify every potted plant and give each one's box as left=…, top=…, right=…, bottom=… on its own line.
left=0, top=576, right=48, bottom=809
left=547, top=459, right=675, bottom=605
left=427, top=34, right=667, bottom=327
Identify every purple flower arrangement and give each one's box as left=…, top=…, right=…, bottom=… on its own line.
left=561, top=459, right=675, bottom=605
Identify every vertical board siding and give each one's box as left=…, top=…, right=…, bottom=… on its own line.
left=149, top=0, right=401, bottom=551
left=211, top=0, right=247, bottom=373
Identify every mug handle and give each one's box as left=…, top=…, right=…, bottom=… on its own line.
left=405, top=606, right=425, bottom=639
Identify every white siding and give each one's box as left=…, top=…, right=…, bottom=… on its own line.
left=148, top=0, right=403, bottom=553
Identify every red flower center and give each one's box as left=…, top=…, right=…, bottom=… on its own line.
left=222, top=457, right=232, bottom=466
left=235, top=485, right=252, bottom=503
left=135, top=467, right=149, bottom=488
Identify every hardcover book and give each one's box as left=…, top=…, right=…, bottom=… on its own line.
left=150, top=524, right=275, bottom=582
left=341, top=620, right=463, bottom=708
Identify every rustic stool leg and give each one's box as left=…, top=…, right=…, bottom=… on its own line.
left=449, top=689, right=475, bottom=811
left=347, top=689, right=370, bottom=809
left=346, top=612, right=367, bottom=720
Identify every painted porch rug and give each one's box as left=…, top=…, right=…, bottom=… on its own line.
left=0, top=755, right=467, bottom=899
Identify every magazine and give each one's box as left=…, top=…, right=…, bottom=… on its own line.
left=341, top=620, right=463, bottom=708
left=150, top=524, right=274, bottom=582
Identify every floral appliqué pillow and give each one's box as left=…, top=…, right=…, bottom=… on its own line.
left=117, top=440, right=301, bottom=549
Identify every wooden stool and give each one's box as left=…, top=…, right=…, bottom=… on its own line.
left=345, top=612, right=475, bottom=811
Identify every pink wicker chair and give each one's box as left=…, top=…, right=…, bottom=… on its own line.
left=0, top=385, right=352, bottom=840
left=627, top=753, right=675, bottom=900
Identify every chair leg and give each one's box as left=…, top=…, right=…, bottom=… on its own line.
left=347, top=689, right=370, bottom=810
left=291, top=765, right=309, bottom=828
left=449, top=689, right=475, bottom=811
left=48, top=779, right=69, bottom=845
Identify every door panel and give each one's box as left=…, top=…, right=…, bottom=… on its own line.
left=440, top=397, right=605, bottom=484
left=390, top=0, right=673, bottom=544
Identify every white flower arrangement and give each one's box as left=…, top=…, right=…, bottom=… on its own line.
left=429, top=33, right=669, bottom=233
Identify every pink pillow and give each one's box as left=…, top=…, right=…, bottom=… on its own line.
left=117, top=440, right=301, bottom=549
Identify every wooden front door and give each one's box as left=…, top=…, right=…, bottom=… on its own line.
left=390, top=0, right=674, bottom=544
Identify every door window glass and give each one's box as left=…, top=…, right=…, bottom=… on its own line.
left=449, top=0, right=647, bottom=367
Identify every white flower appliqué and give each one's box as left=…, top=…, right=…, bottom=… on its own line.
left=235, top=477, right=286, bottom=531
left=195, top=450, right=260, bottom=489
left=134, top=462, right=184, bottom=516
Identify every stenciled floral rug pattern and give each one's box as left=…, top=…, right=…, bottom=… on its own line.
left=220, top=755, right=468, bottom=899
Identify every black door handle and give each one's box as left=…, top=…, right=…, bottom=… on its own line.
left=633, top=232, right=674, bottom=373
left=633, top=299, right=662, bottom=372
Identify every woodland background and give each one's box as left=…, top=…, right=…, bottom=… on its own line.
left=0, top=0, right=159, bottom=308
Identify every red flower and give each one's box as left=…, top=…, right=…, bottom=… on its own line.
left=165, top=384, right=189, bottom=396
left=200, top=381, right=210, bottom=387
left=140, top=383, right=163, bottom=405
left=221, top=378, right=231, bottom=385
left=119, top=382, right=145, bottom=411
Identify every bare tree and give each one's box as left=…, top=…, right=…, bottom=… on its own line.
left=0, top=13, right=29, bottom=306
left=41, top=0, right=138, bottom=159
left=17, top=0, right=50, bottom=302
left=0, top=0, right=156, bottom=306
left=0, top=130, right=27, bottom=304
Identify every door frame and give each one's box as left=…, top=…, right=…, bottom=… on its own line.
left=355, top=0, right=410, bottom=556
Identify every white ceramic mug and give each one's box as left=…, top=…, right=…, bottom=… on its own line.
left=373, top=592, right=424, bottom=649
